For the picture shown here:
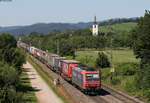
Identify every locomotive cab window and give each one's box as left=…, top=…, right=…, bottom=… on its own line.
left=86, top=73, right=99, bottom=81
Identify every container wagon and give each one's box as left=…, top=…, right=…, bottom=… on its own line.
left=37, top=50, right=47, bottom=64
left=54, top=57, right=66, bottom=73
left=46, top=53, right=59, bottom=70
left=61, top=60, right=80, bottom=81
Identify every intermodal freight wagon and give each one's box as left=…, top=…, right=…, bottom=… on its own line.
left=18, top=41, right=101, bottom=94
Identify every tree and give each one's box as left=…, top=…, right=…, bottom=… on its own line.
left=0, top=34, right=25, bottom=73
left=0, top=34, right=25, bottom=103
left=0, top=62, right=23, bottom=103
left=11, top=48, right=25, bottom=73
left=59, top=40, right=75, bottom=57
left=95, top=52, right=110, bottom=68
left=131, top=10, right=150, bottom=99
left=131, top=10, right=150, bottom=64
left=0, top=33, right=17, bottom=49
left=0, top=62, right=19, bottom=87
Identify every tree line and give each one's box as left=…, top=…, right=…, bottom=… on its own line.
left=131, top=10, right=150, bottom=100
left=21, top=27, right=133, bottom=57
left=0, top=34, right=25, bottom=103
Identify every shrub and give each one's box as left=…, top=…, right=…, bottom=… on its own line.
left=144, top=89, right=150, bottom=101
left=122, top=76, right=137, bottom=92
left=135, top=63, right=150, bottom=90
left=101, top=68, right=110, bottom=80
left=116, top=63, right=138, bottom=76
left=111, top=77, right=121, bottom=85
left=96, top=52, right=110, bottom=68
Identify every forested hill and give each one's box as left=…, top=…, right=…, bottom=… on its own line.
left=0, top=17, right=138, bottom=35
left=0, top=22, right=95, bottom=35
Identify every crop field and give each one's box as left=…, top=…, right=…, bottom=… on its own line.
left=75, top=49, right=139, bottom=67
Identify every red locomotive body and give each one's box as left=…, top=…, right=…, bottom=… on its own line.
left=61, top=60, right=80, bottom=81
left=72, top=65, right=101, bottom=93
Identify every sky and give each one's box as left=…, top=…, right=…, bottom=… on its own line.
left=0, top=0, right=150, bottom=26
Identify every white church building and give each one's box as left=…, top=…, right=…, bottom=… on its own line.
left=92, top=16, right=99, bottom=36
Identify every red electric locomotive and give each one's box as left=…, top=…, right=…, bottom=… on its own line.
left=72, top=64, right=101, bottom=94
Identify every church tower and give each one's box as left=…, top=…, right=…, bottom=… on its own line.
left=92, top=16, right=99, bottom=36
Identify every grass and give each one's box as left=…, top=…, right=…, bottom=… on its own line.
left=107, top=49, right=139, bottom=65
left=20, top=70, right=38, bottom=103
left=75, top=49, right=139, bottom=67
left=27, top=56, right=69, bottom=103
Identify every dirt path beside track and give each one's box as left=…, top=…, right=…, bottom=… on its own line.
left=23, top=62, right=63, bottom=103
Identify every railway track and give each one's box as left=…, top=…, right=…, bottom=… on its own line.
left=101, top=85, right=145, bottom=103
left=29, top=55, right=145, bottom=103
left=90, top=85, right=145, bottom=103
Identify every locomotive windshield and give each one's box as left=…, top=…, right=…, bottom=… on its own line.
left=86, top=73, right=100, bottom=81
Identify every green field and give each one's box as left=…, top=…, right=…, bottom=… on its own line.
left=100, top=22, right=137, bottom=33
left=75, top=49, right=139, bottom=67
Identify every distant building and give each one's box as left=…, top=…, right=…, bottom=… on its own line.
left=92, top=16, right=99, bottom=36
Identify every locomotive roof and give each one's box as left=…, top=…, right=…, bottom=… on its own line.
left=55, top=57, right=66, bottom=59
left=75, top=64, right=96, bottom=71
left=30, top=46, right=35, bottom=48
left=61, top=60, right=79, bottom=63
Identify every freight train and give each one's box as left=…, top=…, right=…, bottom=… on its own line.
left=18, top=41, right=101, bottom=94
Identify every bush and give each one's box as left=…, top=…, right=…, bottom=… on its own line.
left=116, top=63, right=138, bottom=76
left=122, top=76, right=137, bottom=92
left=111, top=77, right=121, bottom=85
left=95, top=52, right=110, bottom=68
left=101, top=68, right=110, bottom=80
left=144, top=89, right=150, bottom=101
left=135, top=63, right=150, bottom=90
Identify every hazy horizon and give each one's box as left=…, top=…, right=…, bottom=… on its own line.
left=0, top=0, right=150, bottom=26
left=0, top=17, right=138, bottom=27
